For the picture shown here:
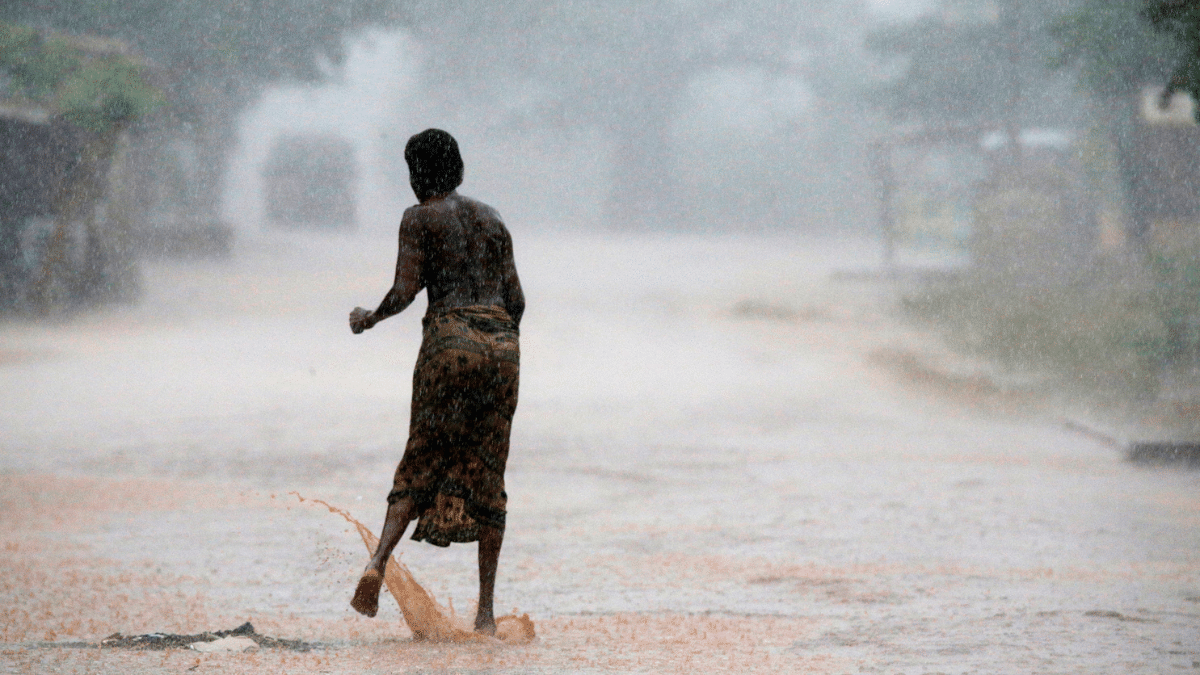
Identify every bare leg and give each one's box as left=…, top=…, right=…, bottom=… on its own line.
left=351, top=496, right=416, bottom=617
left=475, top=524, right=504, bottom=634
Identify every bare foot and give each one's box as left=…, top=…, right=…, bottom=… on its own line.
left=474, top=614, right=496, bottom=636
left=351, top=569, right=383, bottom=617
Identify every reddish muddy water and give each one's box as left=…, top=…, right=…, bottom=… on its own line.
left=302, top=493, right=536, bottom=644
left=1, top=232, right=1198, bottom=673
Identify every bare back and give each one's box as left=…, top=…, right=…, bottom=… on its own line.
left=359, top=191, right=524, bottom=331
left=413, top=194, right=515, bottom=316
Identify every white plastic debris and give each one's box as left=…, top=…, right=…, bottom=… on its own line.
left=189, top=636, right=259, bottom=653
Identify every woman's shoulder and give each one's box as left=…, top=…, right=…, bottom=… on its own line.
left=452, top=193, right=503, bottom=223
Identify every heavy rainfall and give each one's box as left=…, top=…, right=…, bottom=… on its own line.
left=0, top=0, right=1198, bottom=672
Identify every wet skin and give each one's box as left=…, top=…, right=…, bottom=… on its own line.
left=349, top=190, right=524, bottom=333
left=348, top=189, right=524, bottom=634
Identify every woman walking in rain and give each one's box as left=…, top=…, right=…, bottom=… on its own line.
left=348, top=129, right=524, bottom=635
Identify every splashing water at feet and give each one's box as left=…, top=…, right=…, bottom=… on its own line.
left=292, top=493, right=535, bottom=644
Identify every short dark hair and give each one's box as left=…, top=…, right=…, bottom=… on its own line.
left=404, top=128, right=463, bottom=199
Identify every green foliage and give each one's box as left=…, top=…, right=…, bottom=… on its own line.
left=0, top=22, right=162, bottom=133
left=0, top=23, right=80, bottom=99
left=1145, top=0, right=1200, bottom=119
left=902, top=270, right=1170, bottom=401
left=1050, top=0, right=1181, bottom=99
left=0, top=0, right=403, bottom=112
left=1149, top=251, right=1200, bottom=357
left=57, top=57, right=164, bottom=132
left=0, top=0, right=403, bottom=215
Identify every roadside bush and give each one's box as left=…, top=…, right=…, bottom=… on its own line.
left=900, top=258, right=1171, bottom=404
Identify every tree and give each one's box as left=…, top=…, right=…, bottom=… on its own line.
left=1050, top=0, right=1180, bottom=101
left=1, top=0, right=403, bottom=220
left=5, top=0, right=873, bottom=231
left=1050, top=0, right=1187, bottom=242
left=399, top=0, right=869, bottom=229
left=1145, top=0, right=1200, bottom=118
left=0, top=22, right=167, bottom=310
left=868, top=0, right=1082, bottom=131
left=0, top=22, right=163, bottom=134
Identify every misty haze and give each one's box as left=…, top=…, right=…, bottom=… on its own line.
left=1, top=0, right=1199, bottom=672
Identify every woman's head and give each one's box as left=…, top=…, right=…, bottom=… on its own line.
left=405, top=128, right=464, bottom=201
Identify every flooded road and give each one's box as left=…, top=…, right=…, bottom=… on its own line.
left=1, top=232, right=1198, bottom=673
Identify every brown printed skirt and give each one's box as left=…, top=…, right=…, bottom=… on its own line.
left=388, top=304, right=519, bottom=547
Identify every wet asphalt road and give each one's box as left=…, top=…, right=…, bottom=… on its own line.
left=1, top=232, right=1197, bottom=674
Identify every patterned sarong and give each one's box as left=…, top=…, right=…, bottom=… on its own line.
left=387, top=304, right=519, bottom=547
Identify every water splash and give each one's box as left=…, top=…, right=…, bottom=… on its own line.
left=291, top=492, right=535, bottom=644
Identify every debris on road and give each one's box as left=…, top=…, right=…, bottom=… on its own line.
left=1083, top=610, right=1159, bottom=623
left=1127, top=442, right=1200, bottom=467
left=99, top=622, right=311, bottom=651
left=188, top=636, right=258, bottom=653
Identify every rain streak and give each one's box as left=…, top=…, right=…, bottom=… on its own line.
left=1, top=1, right=1199, bottom=673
